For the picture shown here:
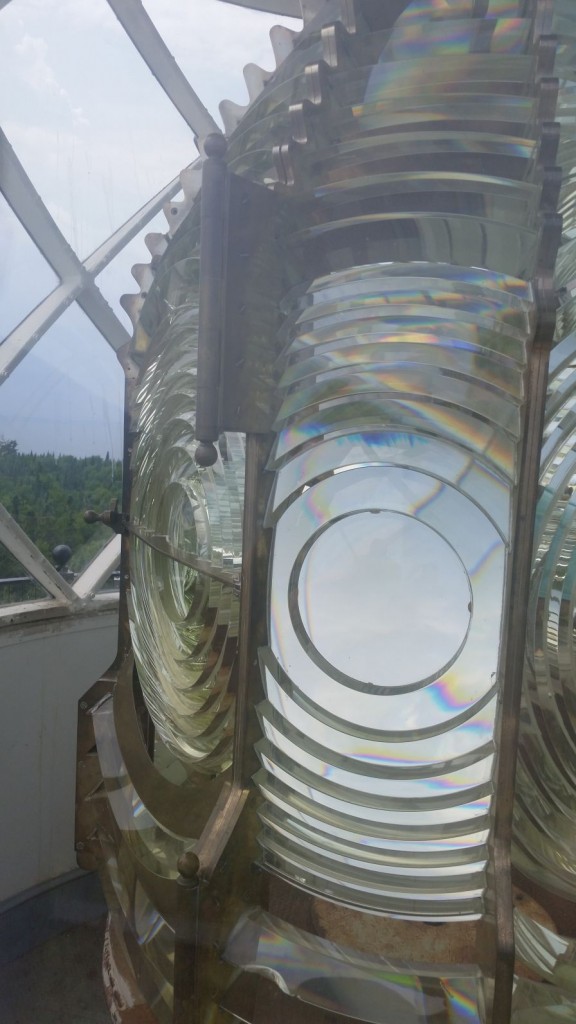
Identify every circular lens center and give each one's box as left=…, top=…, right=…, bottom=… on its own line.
left=297, top=510, right=472, bottom=689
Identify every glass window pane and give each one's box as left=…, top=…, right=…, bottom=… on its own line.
left=0, top=445, right=122, bottom=578
left=0, top=303, right=123, bottom=574
left=0, top=302, right=123, bottom=458
left=0, top=538, right=49, bottom=606
left=141, top=0, right=301, bottom=129
left=95, top=210, right=170, bottom=330
left=0, top=195, right=59, bottom=341
left=0, top=0, right=198, bottom=257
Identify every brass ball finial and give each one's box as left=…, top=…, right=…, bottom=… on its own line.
left=204, top=133, right=227, bottom=159
left=177, top=850, right=200, bottom=879
left=195, top=441, right=218, bottom=467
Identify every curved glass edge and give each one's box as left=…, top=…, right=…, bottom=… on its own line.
left=223, top=908, right=484, bottom=1023
left=92, top=696, right=194, bottom=877
left=128, top=246, right=244, bottom=770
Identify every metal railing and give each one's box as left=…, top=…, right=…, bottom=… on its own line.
left=0, top=576, right=45, bottom=605
left=0, top=572, right=120, bottom=606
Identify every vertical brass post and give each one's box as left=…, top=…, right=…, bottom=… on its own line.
left=173, top=851, right=201, bottom=1024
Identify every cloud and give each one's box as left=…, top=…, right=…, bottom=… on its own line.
left=0, top=0, right=303, bottom=456
left=12, top=32, right=91, bottom=132
left=138, top=0, right=301, bottom=121
left=7, top=0, right=123, bottom=35
left=14, top=33, right=68, bottom=98
left=2, top=112, right=193, bottom=255
left=71, top=107, right=89, bottom=129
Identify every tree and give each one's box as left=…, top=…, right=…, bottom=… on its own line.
left=0, top=443, right=123, bottom=578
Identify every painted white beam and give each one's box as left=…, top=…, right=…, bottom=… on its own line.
left=0, top=283, right=79, bottom=383
left=0, top=277, right=130, bottom=382
left=73, top=535, right=121, bottom=600
left=0, top=131, right=85, bottom=283
left=77, top=285, right=131, bottom=352
left=106, top=0, right=219, bottom=139
left=0, top=505, right=78, bottom=605
left=83, top=171, right=189, bottom=277
left=216, top=0, right=301, bottom=14
left=1, top=152, right=194, bottom=377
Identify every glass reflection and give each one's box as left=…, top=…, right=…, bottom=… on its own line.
left=224, top=909, right=482, bottom=1023
left=129, top=275, right=244, bottom=770
left=260, top=259, right=527, bottom=916
left=514, top=326, right=576, bottom=898
left=296, top=510, right=472, bottom=690
left=92, top=697, right=191, bottom=878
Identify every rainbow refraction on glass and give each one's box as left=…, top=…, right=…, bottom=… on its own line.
left=259, top=263, right=529, bottom=920
left=129, top=268, right=245, bottom=771
left=78, top=2, right=576, bottom=1023
left=233, top=0, right=567, bottom=930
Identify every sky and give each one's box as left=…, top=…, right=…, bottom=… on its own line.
left=0, top=0, right=300, bottom=457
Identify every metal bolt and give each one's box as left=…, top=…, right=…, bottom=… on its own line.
left=178, top=850, right=200, bottom=880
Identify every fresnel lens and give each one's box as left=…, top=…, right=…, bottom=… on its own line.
left=76, top=3, right=576, bottom=1023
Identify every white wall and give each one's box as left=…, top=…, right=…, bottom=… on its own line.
left=0, top=608, right=118, bottom=903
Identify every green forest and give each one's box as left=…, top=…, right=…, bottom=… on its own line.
left=0, top=439, right=123, bottom=580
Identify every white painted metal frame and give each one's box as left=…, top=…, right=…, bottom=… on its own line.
left=0, top=130, right=187, bottom=621
left=0, top=130, right=188, bottom=379
left=217, top=0, right=302, bottom=16
left=106, top=0, right=219, bottom=139
left=0, top=0, right=217, bottom=621
left=0, top=504, right=79, bottom=605
left=0, top=0, right=301, bottom=622
left=0, top=501, right=121, bottom=625
left=72, top=536, right=122, bottom=601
